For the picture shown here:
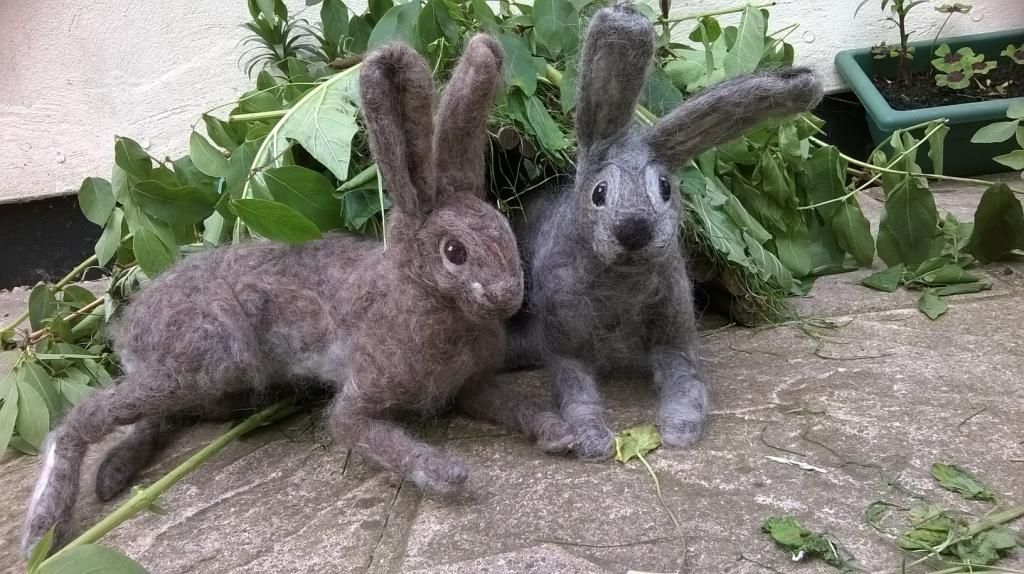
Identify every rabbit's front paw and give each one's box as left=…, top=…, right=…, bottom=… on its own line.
left=410, top=454, right=468, bottom=494
left=572, top=422, right=615, bottom=461
left=532, top=412, right=576, bottom=454
left=660, top=418, right=703, bottom=449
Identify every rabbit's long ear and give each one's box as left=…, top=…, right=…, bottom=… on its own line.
left=646, top=68, right=824, bottom=169
left=432, top=34, right=504, bottom=200
left=575, top=4, right=655, bottom=151
left=359, top=43, right=436, bottom=216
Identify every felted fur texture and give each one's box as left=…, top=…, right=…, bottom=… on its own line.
left=507, top=4, right=824, bottom=460
left=22, top=35, right=573, bottom=557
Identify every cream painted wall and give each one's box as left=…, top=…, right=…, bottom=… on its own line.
left=0, top=0, right=1021, bottom=203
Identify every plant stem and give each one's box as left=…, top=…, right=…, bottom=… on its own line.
left=636, top=452, right=682, bottom=534
left=228, top=110, right=289, bottom=122
left=815, top=136, right=994, bottom=187
left=661, top=1, right=776, bottom=23
left=41, top=400, right=292, bottom=565
left=800, top=121, right=949, bottom=210
left=0, top=255, right=98, bottom=335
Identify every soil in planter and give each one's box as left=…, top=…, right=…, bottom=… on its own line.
left=871, top=65, right=1023, bottom=111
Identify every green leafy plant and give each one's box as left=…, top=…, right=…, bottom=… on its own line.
left=762, top=516, right=853, bottom=569
left=1003, top=43, right=1024, bottom=65
left=971, top=100, right=1024, bottom=173
left=931, top=44, right=996, bottom=90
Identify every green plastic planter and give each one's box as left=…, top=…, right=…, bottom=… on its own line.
left=835, top=28, right=1024, bottom=176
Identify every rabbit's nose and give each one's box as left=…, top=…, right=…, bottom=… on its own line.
left=614, top=216, right=653, bottom=251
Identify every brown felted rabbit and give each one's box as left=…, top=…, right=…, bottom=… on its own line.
left=22, top=35, right=573, bottom=556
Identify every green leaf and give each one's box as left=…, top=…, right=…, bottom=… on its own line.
left=918, top=290, right=948, bottom=320
left=533, top=0, right=577, bottom=57
left=189, top=132, right=229, bottom=178
left=927, top=122, right=949, bottom=175
left=931, top=462, right=995, bottom=501
left=774, top=233, right=811, bottom=278
left=95, top=208, right=125, bottom=267
left=347, top=15, right=372, bottom=53
left=132, top=228, right=178, bottom=277
left=1009, top=100, right=1024, bottom=119
left=664, top=58, right=706, bottom=93
left=38, top=544, right=147, bottom=574
left=933, top=281, right=991, bottom=296
left=877, top=176, right=939, bottom=267
left=79, top=178, right=115, bottom=226
left=232, top=199, right=322, bottom=243
left=993, top=150, right=1024, bottom=171
left=861, top=264, right=906, bottom=292
left=341, top=188, right=388, bottom=230
left=642, top=67, right=684, bottom=116
left=744, top=233, right=793, bottom=291
left=971, top=120, right=1020, bottom=144
left=722, top=5, right=765, bottom=77
left=225, top=141, right=259, bottom=200
left=28, top=284, right=58, bottom=331
left=832, top=201, right=874, bottom=266
left=321, top=0, right=349, bottom=45
left=132, top=180, right=218, bottom=225
left=967, top=183, right=1024, bottom=263
left=369, top=0, right=393, bottom=21
left=913, top=263, right=980, bottom=286
left=523, top=95, right=568, bottom=152
left=367, top=2, right=420, bottom=50
left=613, top=424, right=661, bottom=463
left=954, top=527, right=1018, bottom=565
left=204, top=114, right=243, bottom=151
left=16, top=377, right=49, bottom=450
left=26, top=527, right=55, bottom=572
left=113, top=137, right=152, bottom=180
left=261, top=166, right=343, bottom=231
left=270, top=69, right=360, bottom=184
left=498, top=33, right=538, bottom=96
left=762, top=516, right=847, bottom=568
left=898, top=502, right=958, bottom=550
left=0, top=383, right=18, bottom=452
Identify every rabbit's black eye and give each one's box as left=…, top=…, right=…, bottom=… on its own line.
left=658, top=177, right=672, bottom=202
left=592, top=182, right=607, bottom=207
left=444, top=239, right=468, bottom=265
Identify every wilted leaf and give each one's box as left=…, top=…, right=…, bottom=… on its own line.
left=133, top=228, right=179, bottom=277
left=79, top=178, right=116, bottom=226
left=367, top=1, right=420, bottom=49
left=832, top=201, right=874, bottom=266
left=954, top=527, right=1019, bottom=565
left=132, top=180, right=219, bottom=225
left=232, top=199, right=322, bottom=243
left=933, top=281, right=991, bottom=296
left=189, top=132, right=229, bottom=178
left=918, top=291, right=947, bottom=320
left=16, top=377, right=49, bottom=450
left=498, top=32, right=538, bottom=96
left=261, top=166, right=343, bottom=231
left=877, top=176, right=939, bottom=267
left=967, top=183, right=1024, bottom=263
left=912, top=263, right=980, bottom=286
left=38, top=544, right=147, bottom=574
left=28, top=284, right=58, bottom=331
left=931, top=462, right=995, bottom=501
left=0, top=383, right=18, bottom=452
left=762, top=516, right=848, bottom=568
left=533, top=0, right=577, bottom=57
left=899, top=502, right=958, bottom=550
left=614, top=424, right=661, bottom=463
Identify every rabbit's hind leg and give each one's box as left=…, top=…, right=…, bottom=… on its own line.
left=330, top=397, right=468, bottom=494
left=94, top=416, right=177, bottom=502
left=22, top=372, right=196, bottom=556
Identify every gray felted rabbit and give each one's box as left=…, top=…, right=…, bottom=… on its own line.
left=506, top=4, right=824, bottom=460
left=23, top=35, right=574, bottom=555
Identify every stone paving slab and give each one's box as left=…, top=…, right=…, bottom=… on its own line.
left=2, top=180, right=1024, bottom=573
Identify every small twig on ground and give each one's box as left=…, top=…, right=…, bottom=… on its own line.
left=637, top=452, right=683, bottom=534
left=736, top=553, right=785, bottom=574
left=764, top=456, right=828, bottom=473
left=813, top=349, right=895, bottom=361
left=957, top=406, right=987, bottom=433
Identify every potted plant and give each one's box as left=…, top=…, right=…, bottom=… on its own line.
left=835, top=0, right=1023, bottom=176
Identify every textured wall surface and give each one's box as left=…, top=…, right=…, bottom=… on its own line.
left=0, top=0, right=1020, bottom=203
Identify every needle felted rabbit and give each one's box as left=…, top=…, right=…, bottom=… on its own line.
left=23, top=35, right=574, bottom=555
left=506, top=4, right=824, bottom=459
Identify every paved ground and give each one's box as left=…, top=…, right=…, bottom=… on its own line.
left=1, top=179, right=1023, bottom=573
